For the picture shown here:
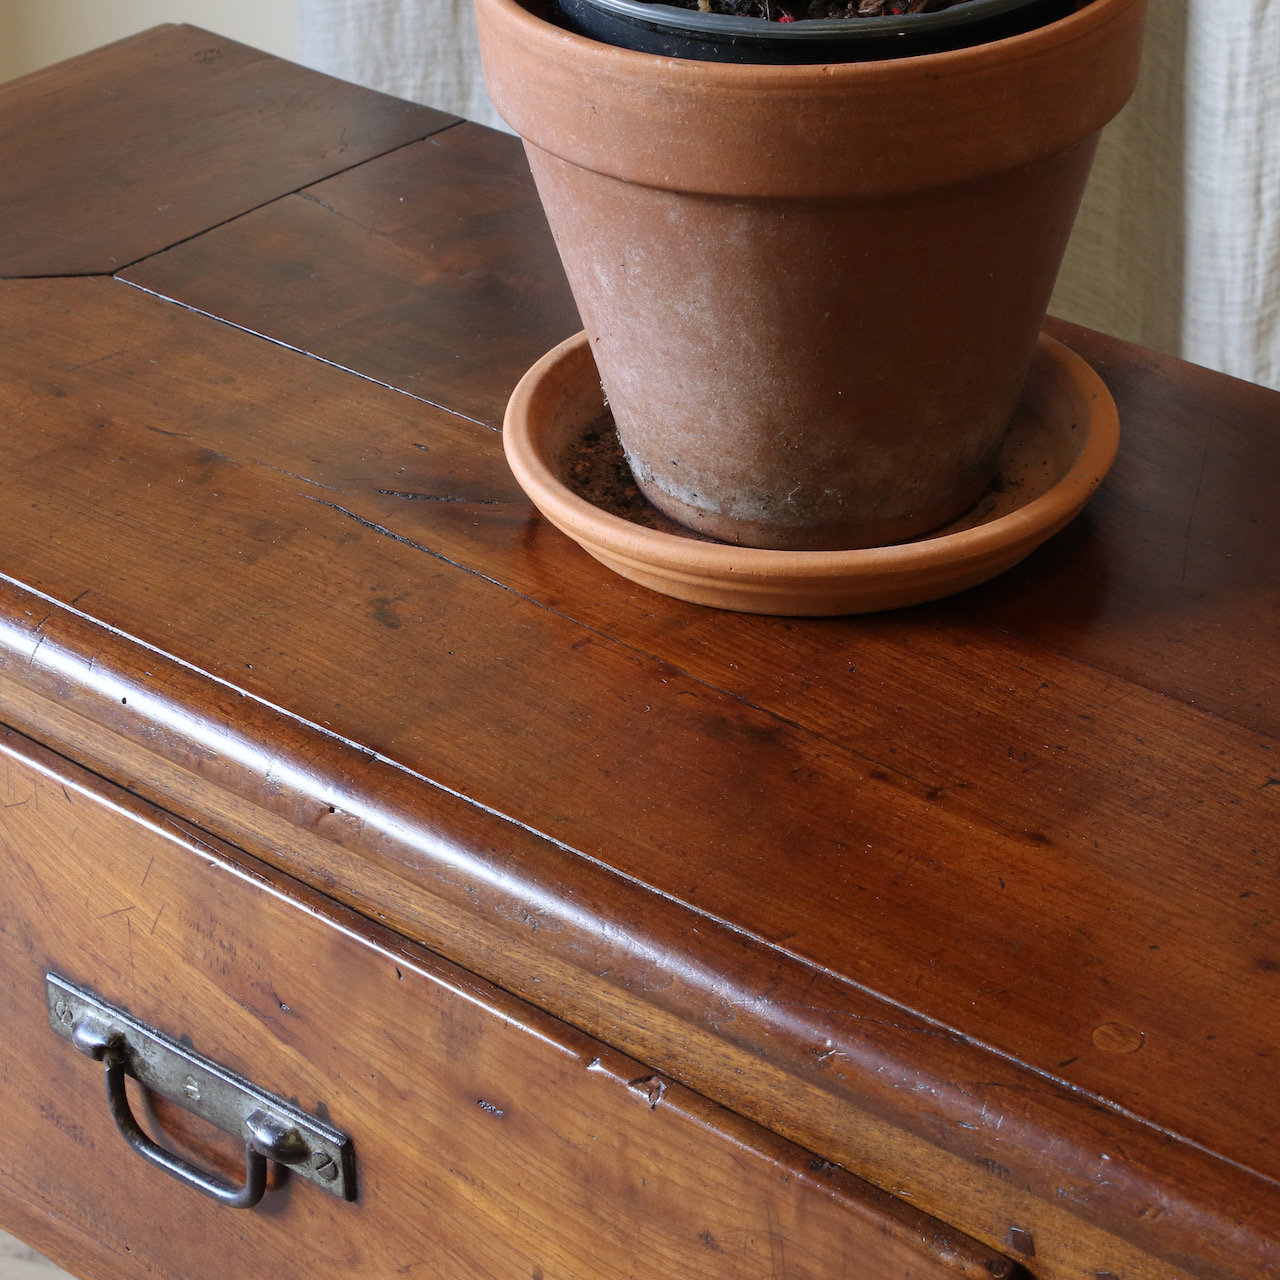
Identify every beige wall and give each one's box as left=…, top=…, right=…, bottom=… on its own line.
left=0, top=0, right=296, bottom=83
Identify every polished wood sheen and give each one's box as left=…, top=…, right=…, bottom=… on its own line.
left=0, top=29, right=1277, bottom=1280
left=0, top=25, right=457, bottom=277
left=0, top=727, right=1013, bottom=1279
left=0, top=271, right=1274, bottom=1279
left=123, top=123, right=581, bottom=427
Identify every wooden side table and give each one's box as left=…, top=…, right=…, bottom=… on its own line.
left=0, top=24, right=1277, bottom=1280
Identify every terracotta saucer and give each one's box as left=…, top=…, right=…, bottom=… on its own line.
left=503, top=331, right=1119, bottom=616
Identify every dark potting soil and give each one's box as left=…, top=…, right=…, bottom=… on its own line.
left=659, top=0, right=970, bottom=22
left=562, top=409, right=1019, bottom=545
left=565, top=413, right=723, bottom=541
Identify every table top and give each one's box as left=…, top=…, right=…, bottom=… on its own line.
left=1, top=24, right=1277, bottom=1280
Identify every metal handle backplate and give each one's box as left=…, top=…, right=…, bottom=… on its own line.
left=47, top=973, right=355, bottom=1205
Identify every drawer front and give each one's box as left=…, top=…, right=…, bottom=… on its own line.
left=0, top=726, right=1012, bottom=1280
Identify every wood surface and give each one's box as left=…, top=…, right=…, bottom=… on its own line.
left=1, top=35, right=1278, bottom=1280
left=0, top=725, right=1014, bottom=1280
left=119, top=129, right=1280, bottom=738
left=122, top=123, right=581, bottom=428
left=0, top=25, right=458, bottom=278
left=0, top=578, right=1209, bottom=1280
left=0, top=272, right=1276, bottom=1280
left=1013, top=315, right=1279, bottom=739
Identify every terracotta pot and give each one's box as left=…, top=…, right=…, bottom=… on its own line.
left=477, top=0, right=1148, bottom=550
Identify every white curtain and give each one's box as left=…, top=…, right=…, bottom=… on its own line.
left=1182, top=0, right=1280, bottom=389
left=1048, top=0, right=1188, bottom=360
left=298, top=0, right=1280, bottom=391
left=298, top=0, right=506, bottom=130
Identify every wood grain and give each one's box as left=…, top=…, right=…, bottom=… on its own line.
left=121, top=123, right=581, bottom=427
left=0, top=725, right=1015, bottom=1280
left=4, top=37, right=1280, bottom=1280
left=1009, top=315, right=1280, bottom=737
left=0, top=580, right=1216, bottom=1280
left=0, top=25, right=458, bottom=277
left=117, top=121, right=1280, bottom=743
left=0, top=275, right=1276, bottom=1279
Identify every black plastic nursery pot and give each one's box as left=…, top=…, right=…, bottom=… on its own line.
left=546, top=0, right=1078, bottom=64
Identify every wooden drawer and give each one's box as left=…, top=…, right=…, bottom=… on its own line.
left=0, top=724, right=1014, bottom=1279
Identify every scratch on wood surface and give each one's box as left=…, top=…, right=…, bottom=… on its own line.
left=259, top=461, right=339, bottom=490
left=766, top=1197, right=786, bottom=1276
left=528, top=1111, right=590, bottom=1153
left=96, top=904, right=136, bottom=920
left=161, top=818, right=221, bottom=856
left=377, top=489, right=500, bottom=505
left=1180, top=421, right=1214, bottom=585
left=63, top=348, right=127, bottom=372
left=12, top=847, right=57, bottom=929
left=297, top=189, right=385, bottom=242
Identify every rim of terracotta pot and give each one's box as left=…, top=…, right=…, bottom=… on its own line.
left=503, top=330, right=1120, bottom=614
left=551, top=0, right=1073, bottom=65
left=476, top=0, right=1149, bottom=196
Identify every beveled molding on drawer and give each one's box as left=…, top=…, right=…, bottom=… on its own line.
left=0, top=723, right=1019, bottom=1280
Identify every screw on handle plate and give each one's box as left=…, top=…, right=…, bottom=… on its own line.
left=47, top=973, right=355, bottom=1206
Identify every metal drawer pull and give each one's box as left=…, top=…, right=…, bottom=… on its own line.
left=99, top=1038, right=269, bottom=1209
left=47, top=973, right=355, bottom=1206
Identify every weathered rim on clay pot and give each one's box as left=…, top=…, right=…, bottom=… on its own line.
left=548, top=0, right=1074, bottom=64
left=504, top=331, right=1119, bottom=615
left=477, top=0, right=1148, bottom=198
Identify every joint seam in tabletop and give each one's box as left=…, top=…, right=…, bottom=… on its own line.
left=1, top=568, right=1275, bottom=1202
left=100, top=120, right=464, bottom=278
left=0, top=120, right=467, bottom=285
left=983, top=617, right=1279, bottom=752
left=300, top=494, right=1280, bottom=814
left=93, top=276, right=1274, bottom=738
left=13, top=273, right=1255, bottom=769
left=305, top=494, right=1278, bottom=786
left=113, top=275, right=491, bottom=431
left=8, top=295, right=1272, bottom=956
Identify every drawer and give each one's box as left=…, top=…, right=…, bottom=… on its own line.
left=0, top=725, right=1015, bottom=1280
